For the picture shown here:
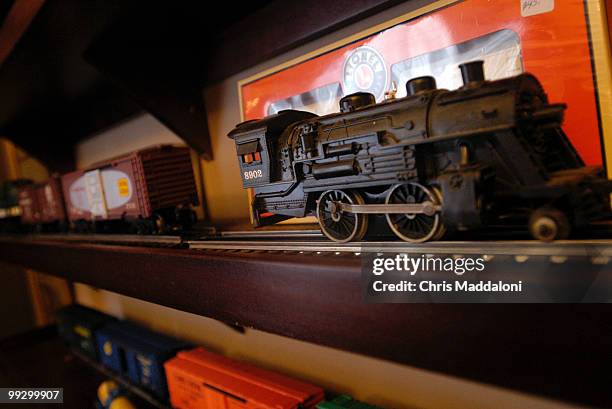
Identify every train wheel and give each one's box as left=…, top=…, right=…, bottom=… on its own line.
left=385, top=183, right=442, bottom=243
left=316, top=190, right=368, bottom=243
left=135, top=220, right=149, bottom=235
left=529, top=207, right=570, bottom=242
left=175, top=207, right=197, bottom=230
left=153, top=213, right=167, bottom=234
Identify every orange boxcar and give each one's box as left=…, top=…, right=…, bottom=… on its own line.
left=165, top=347, right=323, bottom=409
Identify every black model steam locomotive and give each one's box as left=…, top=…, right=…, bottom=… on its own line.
left=229, top=61, right=612, bottom=243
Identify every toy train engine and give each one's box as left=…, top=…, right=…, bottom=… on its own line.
left=229, top=60, right=612, bottom=242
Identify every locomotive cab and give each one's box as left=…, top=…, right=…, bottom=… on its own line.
left=229, top=110, right=316, bottom=189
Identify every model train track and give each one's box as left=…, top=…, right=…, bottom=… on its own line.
left=0, top=229, right=323, bottom=247
left=219, top=229, right=323, bottom=239
left=188, top=239, right=612, bottom=260
left=4, top=232, right=612, bottom=262
left=13, top=234, right=184, bottom=246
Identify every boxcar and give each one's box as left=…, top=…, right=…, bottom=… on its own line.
left=17, top=184, right=40, bottom=225
left=95, top=321, right=188, bottom=399
left=61, top=145, right=198, bottom=233
left=17, top=176, right=66, bottom=230
left=56, top=304, right=117, bottom=360
left=165, top=347, right=324, bottom=409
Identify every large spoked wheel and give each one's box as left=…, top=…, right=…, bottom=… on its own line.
left=385, top=182, right=444, bottom=243
left=316, top=190, right=368, bottom=243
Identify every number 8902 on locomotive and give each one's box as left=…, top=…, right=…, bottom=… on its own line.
left=229, top=61, right=612, bottom=243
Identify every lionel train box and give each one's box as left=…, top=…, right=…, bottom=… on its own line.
left=240, top=0, right=612, bottom=171
left=95, top=321, right=188, bottom=399
left=56, top=304, right=117, bottom=360
left=61, top=145, right=197, bottom=223
left=164, top=355, right=305, bottom=409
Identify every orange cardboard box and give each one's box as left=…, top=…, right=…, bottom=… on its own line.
left=240, top=0, right=611, bottom=169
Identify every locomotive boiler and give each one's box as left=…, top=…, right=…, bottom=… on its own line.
left=229, top=61, right=612, bottom=243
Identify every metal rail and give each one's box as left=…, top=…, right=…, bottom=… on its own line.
left=4, top=231, right=612, bottom=261
left=219, top=229, right=323, bottom=239
left=188, top=239, right=612, bottom=259
left=13, top=234, right=183, bottom=246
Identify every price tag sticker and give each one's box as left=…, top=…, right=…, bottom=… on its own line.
left=521, top=0, right=555, bottom=17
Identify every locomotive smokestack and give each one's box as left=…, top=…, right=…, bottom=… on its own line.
left=406, top=76, right=437, bottom=96
left=339, top=92, right=376, bottom=113
left=459, top=60, right=485, bottom=86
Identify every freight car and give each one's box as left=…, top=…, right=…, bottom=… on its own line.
left=229, top=60, right=612, bottom=243
left=0, top=179, right=31, bottom=232
left=18, top=176, right=67, bottom=232
left=61, top=145, right=198, bottom=234
left=164, top=347, right=324, bottom=409
left=95, top=321, right=189, bottom=399
left=57, top=305, right=326, bottom=408
left=56, top=304, right=117, bottom=360
left=57, top=305, right=188, bottom=400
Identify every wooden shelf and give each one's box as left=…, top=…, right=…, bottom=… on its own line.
left=1, top=237, right=611, bottom=407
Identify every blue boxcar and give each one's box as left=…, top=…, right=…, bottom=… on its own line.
left=56, top=304, right=116, bottom=360
left=95, top=320, right=188, bottom=399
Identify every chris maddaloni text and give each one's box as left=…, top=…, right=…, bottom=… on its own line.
left=372, top=280, right=523, bottom=293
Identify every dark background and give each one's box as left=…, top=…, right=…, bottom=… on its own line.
left=0, top=0, right=408, bottom=170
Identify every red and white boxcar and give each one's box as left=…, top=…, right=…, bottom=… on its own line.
left=61, top=145, right=198, bottom=233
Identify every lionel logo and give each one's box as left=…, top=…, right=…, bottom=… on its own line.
left=343, top=46, right=388, bottom=101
